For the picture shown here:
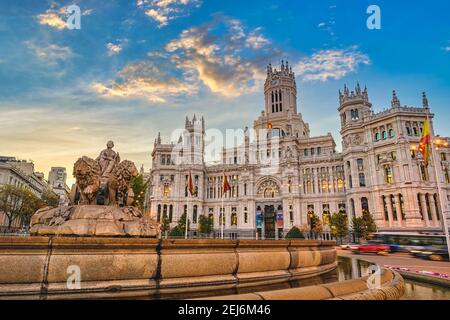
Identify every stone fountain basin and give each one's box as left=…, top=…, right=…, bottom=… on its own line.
left=0, top=238, right=337, bottom=300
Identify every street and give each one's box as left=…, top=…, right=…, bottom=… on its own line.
left=338, top=249, right=450, bottom=275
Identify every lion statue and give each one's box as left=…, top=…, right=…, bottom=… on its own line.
left=70, top=156, right=101, bottom=205
left=108, top=160, right=139, bottom=207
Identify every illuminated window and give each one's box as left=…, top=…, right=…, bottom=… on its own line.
left=231, top=207, right=238, bottom=226
left=385, top=166, right=393, bottom=184
left=420, top=164, right=428, bottom=181
left=445, top=168, right=450, bottom=184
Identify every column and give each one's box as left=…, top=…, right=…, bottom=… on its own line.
left=386, top=195, right=394, bottom=227
left=420, top=193, right=430, bottom=227
left=394, top=194, right=403, bottom=226
left=428, top=194, right=439, bottom=227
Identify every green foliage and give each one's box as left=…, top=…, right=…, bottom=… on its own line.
left=41, top=189, right=60, bottom=208
left=330, top=211, right=349, bottom=243
left=161, top=214, right=171, bottom=234
left=362, top=210, right=378, bottom=235
left=131, top=175, right=147, bottom=209
left=197, top=215, right=213, bottom=235
left=308, top=213, right=323, bottom=237
left=0, top=185, right=41, bottom=230
left=176, top=212, right=190, bottom=237
left=286, top=226, right=305, bottom=239
left=168, top=225, right=184, bottom=238
left=352, top=210, right=377, bottom=241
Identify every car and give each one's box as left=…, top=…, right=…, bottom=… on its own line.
left=411, top=246, right=449, bottom=261
left=339, top=243, right=359, bottom=250
left=351, top=243, right=391, bottom=255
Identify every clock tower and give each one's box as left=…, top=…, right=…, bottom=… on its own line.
left=264, top=60, right=298, bottom=116
left=254, top=61, right=310, bottom=139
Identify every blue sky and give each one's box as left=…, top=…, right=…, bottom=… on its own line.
left=0, top=0, right=449, bottom=185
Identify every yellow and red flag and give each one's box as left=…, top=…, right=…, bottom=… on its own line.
left=223, top=174, right=231, bottom=194
left=419, top=115, right=431, bottom=167
left=187, top=172, right=195, bottom=196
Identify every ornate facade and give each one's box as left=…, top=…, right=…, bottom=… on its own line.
left=146, top=62, right=450, bottom=239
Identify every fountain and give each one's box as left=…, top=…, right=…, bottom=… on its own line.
left=0, top=142, right=406, bottom=300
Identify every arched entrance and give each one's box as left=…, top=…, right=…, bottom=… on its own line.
left=256, top=177, right=283, bottom=240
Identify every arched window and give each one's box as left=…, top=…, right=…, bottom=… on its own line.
left=157, top=205, right=162, bottom=222
left=361, top=197, right=369, bottom=212
left=382, top=131, right=387, bottom=139
left=389, top=129, right=395, bottom=137
left=169, top=205, right=173, bottom=223
left=375, top=132, right=380, bottom=141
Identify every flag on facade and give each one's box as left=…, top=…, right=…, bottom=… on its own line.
left=223, top=174, right=231, bottom=194
left=187, top=172, right=195, bottom=196
left=419, top=115, right=431, bottom=167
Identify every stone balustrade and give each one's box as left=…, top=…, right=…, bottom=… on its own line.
left=0, top=237, right=336, bottom=300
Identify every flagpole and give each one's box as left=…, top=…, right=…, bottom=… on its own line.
left=221, top=192, right=224, bottom=240
left=185, top=193, right=189, bottom=240
left=428, top=111, right=450, bottom=257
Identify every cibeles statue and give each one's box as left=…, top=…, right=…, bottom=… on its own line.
left=97, top=141, right=120, bottom=180
left=30, top=141, right=160, bottom=238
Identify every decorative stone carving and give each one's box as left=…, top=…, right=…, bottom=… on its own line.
left=257, top=179, right=281, bottom=198
left=30, top=141, right=160, bottom=238
left=30, top=205, right=159, bottom=237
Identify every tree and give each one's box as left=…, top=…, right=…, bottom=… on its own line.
left=0, top=185, right=41, bottom=231
left=161, top=214, right=171, bottom=236
left=41, top=189, right=60, bottom=208
left=168, top=225, right=184, bottom=238
left=286, top=226, right=305, bottom=239
left=176, top=212, right=190, bottom=237
left=197, top=215, right=213, bottom=235
left=131, top=174, right=147, bottom=209
left=307, top=213, right=322, bottom=239
left=352, top=211, right=377, bottom=242
left=362, top=210, right=378, bottom=236
left=330, top=211, right=349, bottom=244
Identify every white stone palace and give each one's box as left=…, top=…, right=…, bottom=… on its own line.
left=146, top=61, right=450, bottom=239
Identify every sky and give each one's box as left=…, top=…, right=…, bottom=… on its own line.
left=0, top=0, right=449, bottom=186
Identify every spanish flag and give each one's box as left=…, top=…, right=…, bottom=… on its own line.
left=223, top=174, right=231, bottom=194
left=187, top=172, right=195, bottom=196
left=419, top=115, right=431, bottom=167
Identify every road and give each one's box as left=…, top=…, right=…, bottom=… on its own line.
left=337, top=249, right=450, bottom=275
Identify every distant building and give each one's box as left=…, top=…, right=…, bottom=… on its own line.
left=147, top=61, right=450, bottom=239
left=48, top=167, right=70, bottom=205
left=0, top=157, right=49, bottom=232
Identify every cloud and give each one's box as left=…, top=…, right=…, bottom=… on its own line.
left=95, top=17, right=278, bottom=102
left=293, top=47, right=370, bottom=82
left=37, top=9, right=67, bottom=30
left=137, top=0, right=202, bottom=28
left=37, top=5, right=93, bottom=30
left=92, top=61, right=198, bottom=102
left=443, top=46, right=450, bottom=52
left=107, top=42, right=123, bottom=56
left=165, top=18, right=278, bottom=97
left=25, top=41, right=73, bottom=61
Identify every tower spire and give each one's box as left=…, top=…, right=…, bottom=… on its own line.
left=422, top=92, right=429, bottom=109
left=391, top=90, right=401, bottom=108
